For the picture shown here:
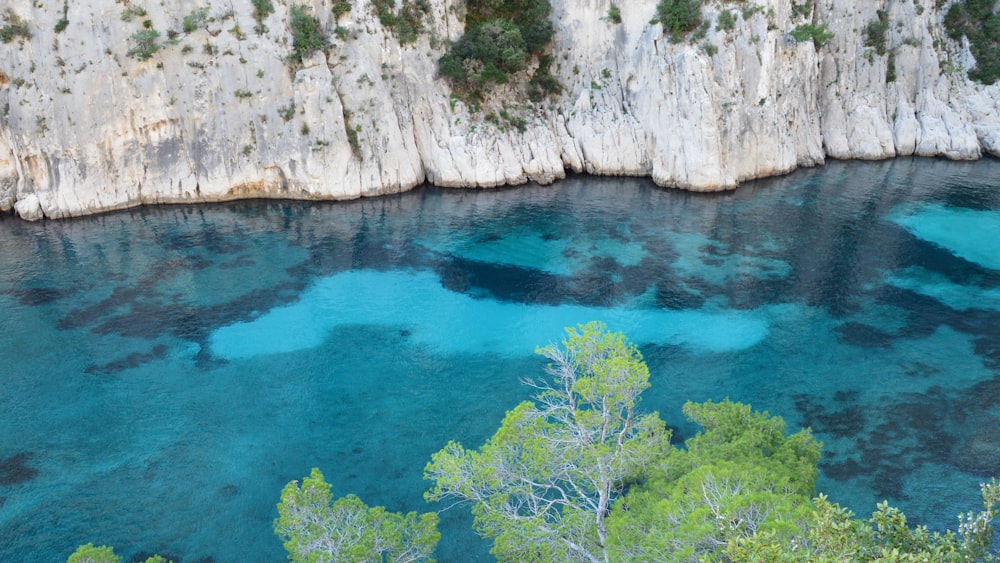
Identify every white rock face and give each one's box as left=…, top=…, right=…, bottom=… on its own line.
left=0, top=0, right=997, bottom=219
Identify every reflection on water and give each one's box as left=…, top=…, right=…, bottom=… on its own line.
left=2, top=158, right=1000, bottom=561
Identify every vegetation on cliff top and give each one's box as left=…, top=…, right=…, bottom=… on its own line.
left=655, top=0, right=703, bottom=43
left=438, top=0, right=559, bottom=102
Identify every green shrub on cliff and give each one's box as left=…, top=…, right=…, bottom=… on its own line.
left=790, top=23, right=834, bottom=48
left=288, top=5, right=328, bottom=64
left=437, top=0, right=555, bottom=99
left=655, top=0, right=703, bottom=43
left=67, top=544, right=174, bottom=563
left=0, top=10, right=30, bottom=43
left=944, top=0, right=1000, bottom=84
left=252, top=0, right=274, bottom=34
left=182, top=7, right=211, bottom=33
left=725, top=480, right=1000, bottom=562
left=67, top=544, right=119, bottom=563
left=126, top=28, right=162, bottom=61
left=372, top=0, right=431, bottom=44
left=863, top=9, right=890, bottom=55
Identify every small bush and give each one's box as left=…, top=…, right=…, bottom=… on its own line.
left=440, top=18, right=527, bottom=90
left=127, top=28, right=162, bottom=60
left=120, top=5, right=146, bottom=22
left=183, top=7, right=211, bottom=33
left=252, top=0, right=274, bottom=34
left=656, top=0, right=702, bottom=43
left=0, top=10, right=30, bottom=43
left=438, top=0, right=553, bottom=97
left=54, top=2, right=68, bottom=33
left=372, top=0, right=430, bottom=44
left=944, top=0, right=1000, bottom=84
left=791, top=0, right=812, bottom=19
left=864, top=10, right=890, bottom=56
left=607, top=4, right=622, bottom=24
left=332, top=0, right=352, bottom=19
left=344, top=110, right=361, bottom=157
left=692, top=19, right=709, bottom=41
left=527, top=54, right=562, bottom=101
left=717, top=9, right=734, bottom=31
left=289, top=4, right=328, bottom=64
left=790, top=23, right=834, bottom=48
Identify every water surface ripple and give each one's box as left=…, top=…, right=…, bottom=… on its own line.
left=2, top=158, right=1000, bottom=561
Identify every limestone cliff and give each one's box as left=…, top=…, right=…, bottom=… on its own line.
left=0, top=0, right=997, bottom=220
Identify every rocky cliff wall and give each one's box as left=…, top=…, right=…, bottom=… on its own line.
left=0, top=0, right=997, bottom=220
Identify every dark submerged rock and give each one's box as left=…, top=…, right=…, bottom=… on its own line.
left=834, top=321, right=895, bottom=348
left=0, top=452, right=39, bottom=486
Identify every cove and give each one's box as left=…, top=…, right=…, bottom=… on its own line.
left=1, top=158, right=1000, bottom=562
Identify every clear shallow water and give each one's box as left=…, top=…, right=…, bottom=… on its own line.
left=2, top=158, right=1000, bottom=561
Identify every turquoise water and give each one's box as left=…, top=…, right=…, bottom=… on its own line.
left=2, top=158, right=1000, bottom=561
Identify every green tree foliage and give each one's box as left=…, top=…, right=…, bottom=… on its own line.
left=252, top=0, right=275, bottom=34
left=440, top=19, right=527, bottom=86
left=791, top=0, right=813, bottom=19
left=67, top=544, right=119, bottom=563
left=425, top=322, right=669, bottom=562
left=606, top=399, right=822, bottom=562
left=119, top=5, right=146, bottom=23
left=944, top=0, right=1000, bottom=84
left=655, top=0, right=703, bottom=43
left=331, top=0, right=353, bottom=19
left=275, top=467, right=440, bottom=562
left=790, top=23, right=834, bottom=48
left=437, top=0, right=555, bottom=96
left=126, top=29, right=162, bottom=61
left=288, top=5, right=328, bottom=65
left=726, top=480, right=1000, bottom=562
left=67, top=545, right=172, bottom=563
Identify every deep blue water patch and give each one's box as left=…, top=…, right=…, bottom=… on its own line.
left=2, top=158, right=1000, bottom=561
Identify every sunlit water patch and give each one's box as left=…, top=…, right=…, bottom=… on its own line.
left=209, top=269, right=768, bottom=359
left=3, top=159, right=1000, bottom=562
left=892, top=203, right=1000, bottom=270
left=887, top=266, right=1000, bottom=311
